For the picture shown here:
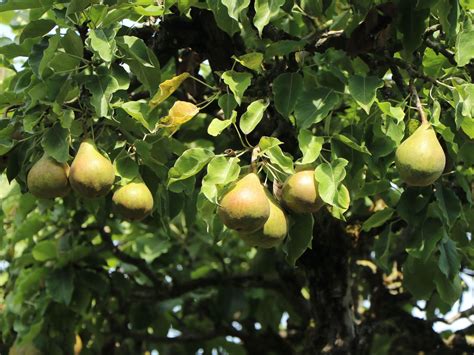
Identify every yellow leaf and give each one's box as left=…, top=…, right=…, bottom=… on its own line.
left=149, top=72, right=191, bottom=108
left=160, top=101, right=199, bottom=128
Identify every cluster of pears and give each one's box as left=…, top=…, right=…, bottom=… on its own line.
left=395, top=121, right=446, bottom=186
left=218, top=170, right=323, bottom=248
left=26, top=140, right=153, bottom=221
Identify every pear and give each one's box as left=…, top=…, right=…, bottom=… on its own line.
left=282, top=170, right=324, bottom=213
left=239, top=191, right=288, bottom=248
left=113, top=182, right=154, bottom=220
left=218, top=173, right=270, bottom=233
left=27, top=154, right=70, bottom=198
left=69, top=140, right=115, bottom=198
left=74, top=334, right=83, bottom=355
left=395, top=122, right=446, bottom=186
left=9, top=343, right=42, bottom=355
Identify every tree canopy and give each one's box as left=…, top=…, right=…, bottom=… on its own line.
left=0, top=0, right=473, bottom=354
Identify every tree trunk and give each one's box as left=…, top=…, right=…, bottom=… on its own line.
left=301, top=213, right=356, bottom=354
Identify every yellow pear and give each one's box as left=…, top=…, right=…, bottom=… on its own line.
left=395, top=122, right=446, bottom=186
left=69, top=140, right=115, bottom=198
left=27, top=154, right=70, bottom=198
left=218, top=173, right=270, bottom=233
left=112, top=181, right=154, bottom=220
left=239, top=191, right=288, bottom=248
left=282, top=170, right=324, bottom=213
left=74, top=334, right=82, bottom=355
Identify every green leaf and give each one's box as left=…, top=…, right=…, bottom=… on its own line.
left=295, top=88, right=340, bottom=129
left=240, top=100, right=269, bottom=134
left=254, top=0, right=285, bottom=35
left=284, top=214, right=314, bottom=267
left=221, top=0, right=250, bottom=21
left=434, top=273, right=463, bottom=306
left=88, top=27, right=117, bottom=62
left=272, top=72, right=303, bottom=118
left=399, top=0, right=429, bottom=54
left=297, top=129, right=323, bottom=164
left=41, top=123, right=69, bottom=163
left=201, top=156, right=241, bottom=201
left=403, top=255, right=437, bottom=299
left=208, top=117, right=233, bottom=137
left=66, top=0, right=91, bottom=17
left=168, top=148, right=214, bottom=187
left=258, top=136, right=294, bottom=174
left=61, top=29, right=84, bottom=58
left=84, top=70, right=120, bottom=118
left=32, top=240, right=57, bottom=261
left=314, top=158, right=348, bottom=206
left=348, top=75, right=384, bottom=114
left=115, top=153, right=139, bottom=180
left=20, top=19, right=56, bottom=43
left=233, top=52, right=264, bottom=71
left=455, top=29, right=474, bottom=66
left=406, top=218, right=444, bottom=261
left=434, top=185, right=461, bottom=228
left=265, top=40, right=305, bottom=58
left=377, top=101, right=405, bottom=123
left=438, top=238, right=460, bottom=278
left=120, top=101, right=151, bottom=131
left=206, top=0, right=240, bottom=36
left=46, top=268, right=74, bottom=305
left=218, top=93, right=238, bottom=119
left=0, top=0, right=55, bottom=12
left=221, top=70, right=252, bottom=105
left=117, top=36, right=161, bottom=94
left=331, top=184, right=351, bottom=219
left=333, top=134, right=371, bottom=155
left=362, top=208, right=394, bottom=232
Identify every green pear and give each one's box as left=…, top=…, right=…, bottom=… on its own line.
left=27, top=154, right=70, bottom=198
left=239, top=191, right=288, bottom=248
left=69, top=140, right=115, bottom=198
left=9, top=343, right=42, bottom=355
left=282, top=170, right=324, bottom=213
left=218, top=173, right=270, bottom=233
left=113, top=182, right=154, bottom=220
left=395, top=122, right=446, bottom=186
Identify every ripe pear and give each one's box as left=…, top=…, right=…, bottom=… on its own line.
left=74, top=334, right=82, bottom=355
left=9, top=343, right=42, bottom=355
left=112, top=182, right=154, bottom=220
left=69, top=140, right=115, bottom=198
left=395, top=122, right=446, bottom=186
left=27, top=155, right=70, bottom=198
left=218, top=173, right=270, bottom=233
left=239, top=191, right=288, bottom=248
left=282, top=170, right=324, bottom=213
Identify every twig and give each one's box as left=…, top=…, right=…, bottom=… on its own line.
left=409, top=82, right=428, bottom=124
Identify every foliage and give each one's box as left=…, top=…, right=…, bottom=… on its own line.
left=0, top=0, right=473, bottom=354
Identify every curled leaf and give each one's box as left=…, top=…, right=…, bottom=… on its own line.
left=149, top=73, right=191, bottom=108
left=160, top=101, right=199, bottom=129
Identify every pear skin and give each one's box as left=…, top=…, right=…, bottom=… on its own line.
left=9, top=343, right=42, bottom=355
left=239, top=191, right=288, bottom=248
left=282, top=170, right=324, bottom=214
left=395, top=122, right=446, bottom=186
left=113, top=182, right=154, bottom=220
left=27, top=155, right=70, bottom=199
left=69, top=140, right=115, bottom=198
left=218, top=173, right=270, bottom=233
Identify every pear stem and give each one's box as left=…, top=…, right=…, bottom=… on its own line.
left=409, top=83, right=428, bottom=125
left=250, top=146, right=260, bottom=173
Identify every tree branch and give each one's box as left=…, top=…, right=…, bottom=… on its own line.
left=99, top=228, right=166, bottom=289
